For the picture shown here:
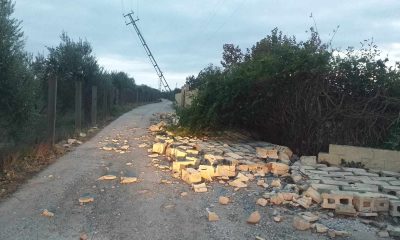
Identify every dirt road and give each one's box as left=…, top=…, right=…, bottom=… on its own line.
left=0, top=100, right=378, bottom=240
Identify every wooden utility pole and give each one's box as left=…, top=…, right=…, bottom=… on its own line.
left=47, top=76, right=57, bottom=146
left=91, top=86, right=97, bottom=126
left=75, top=81, right=82, bottom=133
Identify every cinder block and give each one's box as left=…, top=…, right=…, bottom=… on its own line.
left=381, top=185, right=400, bottom=197
left=318, top=152, right=341, bottom=165
left=353, top=193, right=389, bottom=212
left=311, top=183, right=340, bottom=193
left=389, top=200, right=400, bottom=217
left=321, top=191, right=354, bottom=209
left=320, top=179, right=350, bottom=187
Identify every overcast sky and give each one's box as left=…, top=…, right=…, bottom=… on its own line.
left=14, top=0, right=400, bottom=89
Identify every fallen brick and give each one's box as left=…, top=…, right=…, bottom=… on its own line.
left=120, top=177, right=138, bottom=184
left=215, top=165, right=236, bottom=177
left=256, top=147, right=278, bottom=159
left=229, top=179, right=247, bottom=188
left=271, top=162, right=289, bottom=176
left=181, top=168, right=202, bottom=184
left=270, top=193, right=285, bottom=205
left=193, top=183, right=207, bottom=192
left=198, top=165, right=216, bottom=181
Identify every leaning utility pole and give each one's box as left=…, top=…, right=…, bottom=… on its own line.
left=124, top=11, right=171, bottom=92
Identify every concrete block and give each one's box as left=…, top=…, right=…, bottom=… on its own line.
left=300, top=156, right=317, bottom=166
left=321, top=191, right=354, bottom=209
left=381, top=185, right=400, bottom=196
left=381, top=171, right=400, bottom=177
left=353, top=193, right=389, bottom=212
left=389, top=181, right=400, bottom=186
left=389, top=200, right=400, bottom=217
left=341, top=183, right=380, bottom=193
left=318, top=166, right=341, bottom=172
left=311, top=183, right=340, bottom=193
left=320, top=179, right=350, bottom=187
left=318, top=152, right=341, bottom=165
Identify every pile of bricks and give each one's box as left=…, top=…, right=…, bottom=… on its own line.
left=145, top=115, right=400, bottom=237
left=294, top=162, right=400, bottom=218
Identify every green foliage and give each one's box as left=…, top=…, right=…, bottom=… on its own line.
left=0, top=0, right=37, bottom=143
left=179, top=28, right=400, bottom=154
left=0, top=0, right=164, bottom=163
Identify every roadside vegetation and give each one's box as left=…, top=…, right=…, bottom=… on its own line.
left=179, top=28, right=400, bottom=155
left=0, top=1, right=160, bottom=174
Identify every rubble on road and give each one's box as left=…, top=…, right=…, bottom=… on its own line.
left=41, top=209, right=54, bottom=217
left=145, top=113, right=400, bottom=238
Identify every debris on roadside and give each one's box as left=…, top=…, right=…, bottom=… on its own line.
left=145, top=112, right=400, bottom=238
left=41, top=209, right=54, bottom=217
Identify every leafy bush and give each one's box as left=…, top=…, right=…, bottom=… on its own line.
left=179, top=28, right=400, bottom=154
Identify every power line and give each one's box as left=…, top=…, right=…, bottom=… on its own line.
left=124, top=11, right=171, bottom=92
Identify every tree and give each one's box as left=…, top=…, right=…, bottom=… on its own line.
left=0, top=0, right=36, bottom=143
left=220, top=44, right=243, bottom=70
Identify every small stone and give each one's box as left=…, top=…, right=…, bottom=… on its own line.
left=272, top=209, right=279, bottom=216
left=271, top=179, right=281, bottom=188
left=247, top=211, right=261, bottom=224
left=80, top=233, right=88, bottom=240
left=41, top=209, right=54, bottom=217
left=181, top=192, right=188, bottom=197
left=208, top=211, right=220, bottom=222
left=314, top=223, right=328, bottom=233
left=219, top=196, right=230, bottom=205
left=298, top=212, right=319, bottom=222
left=273, top=215, right=282, bottom=222
left=293, top=216, right=311, bottom=231
left=256, top=198, right=268, bottom=207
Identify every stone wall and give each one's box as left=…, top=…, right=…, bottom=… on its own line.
left=175, top=85, right=198, bottom=108
left=319, top=144, right=400, bottom=171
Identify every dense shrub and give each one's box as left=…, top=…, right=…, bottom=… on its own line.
left=179, top=28, right=400, bottom=154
